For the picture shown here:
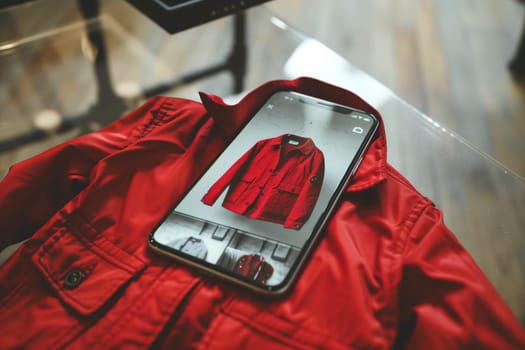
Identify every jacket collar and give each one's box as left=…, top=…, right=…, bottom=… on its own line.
left=270, top=134, right=315, bottom=156
left=199, top=77, right=387, bottom=192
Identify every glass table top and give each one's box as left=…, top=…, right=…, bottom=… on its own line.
left=1, top=0, right=524, bottom=324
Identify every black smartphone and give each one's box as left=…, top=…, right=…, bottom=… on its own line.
left=148, top=90, right=379, bottom=295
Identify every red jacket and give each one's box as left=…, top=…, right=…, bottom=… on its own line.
left=0, top=78, right=524, bottom=349
left=201, top=133, right=324, bottom=229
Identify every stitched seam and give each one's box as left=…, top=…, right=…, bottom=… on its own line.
left=101, top=97, right=173, bottom=153
left=222, top=306, right=350, bottom=349
left=0, top=274, right=30, bottom=310
left=35, top=229, right=119, bottom=312
left=94, top=268, right=200, bottom=349
left=138, top=110, right=163, bottom=138
left=66, top=213, right=145, bottom=273
left=35, top=229, right=68, bottom=292
left=347, top=167, right=387, bottom=191
left=35, top=231, right=110, bottom=313
left=2, top=240, right=86, bottom=349
left=223, top=299, right=357, bottom=347
left=395, top=199, right=431, bottom=256
left=69, top=99, right=172, bottom=183
left=380, top=198, right=432, bottom=344
left=93, top=267, right=174, bottom=348
left=34, top=224, right=138, bottom=313
left=138, top=279, right=203, bottom=349
left=72, top=266, right=163, bottom=350
left=137, top=98, right=178, bottom=139
left=65, top=217, right=140, bottom=275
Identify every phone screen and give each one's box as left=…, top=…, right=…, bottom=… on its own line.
left=149, top=91, right=378, bottom=293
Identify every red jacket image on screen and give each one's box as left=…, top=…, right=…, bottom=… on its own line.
left=201, top=134, right=324, bottom=230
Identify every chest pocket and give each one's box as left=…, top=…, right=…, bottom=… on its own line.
left=265, top=182, right=301, bottom=219
left=277, top=182, right=301, bottom=203
left=278, top=182, right=301, bottom=195
left=0, top=213, right=147, bottom=349
left=32, top=217, right=146, bottom=316
left=228, top=174, right=257, bottom=203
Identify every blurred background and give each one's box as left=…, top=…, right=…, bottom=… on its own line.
left=268, top=0, right=525, bottom=178
left=1, top=0, right=524, bottom=176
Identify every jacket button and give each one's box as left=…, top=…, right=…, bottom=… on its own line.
left=63, top=269, right=84, bottom=289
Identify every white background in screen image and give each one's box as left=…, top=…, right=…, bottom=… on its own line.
left=176, top=91, right=374, bottom=247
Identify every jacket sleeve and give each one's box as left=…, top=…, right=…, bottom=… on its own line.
left=0, top=97, right=165, bottom=251
left=394, top=205, right=525, bottom=350
left=201, top=141, right=260, bottom=206
left=283, top=150, right=325, bottom=230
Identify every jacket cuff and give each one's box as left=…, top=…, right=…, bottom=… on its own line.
left=201, top=194, right=214, bottom=206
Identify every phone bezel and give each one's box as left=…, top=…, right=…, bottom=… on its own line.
left=148, top=90, right=379, bottom=296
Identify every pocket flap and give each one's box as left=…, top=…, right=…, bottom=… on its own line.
left=240, top=174, right=256, bottom=183
left=32, top=221, right=145, bottom=316
left=279, top=183, right=300, bottom=194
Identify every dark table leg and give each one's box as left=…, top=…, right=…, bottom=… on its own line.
left=229, top=12, right=247, bottom=94
left=143, top=12, right=247, bottom=98
left=509, top=16, right=525, bottom=81
left=0, top=3, right=248, bottom=152
left=77, top=0, right=127, bottom=128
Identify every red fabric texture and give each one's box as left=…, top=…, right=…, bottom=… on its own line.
left=0, top=77, right=523, bottom=349
left=201, top=133, right=324, bottom=229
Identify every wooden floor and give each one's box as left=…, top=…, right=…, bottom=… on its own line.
left=1, top=0, right=524, bottom=325
left=268, top=0, right=525, bottom=177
